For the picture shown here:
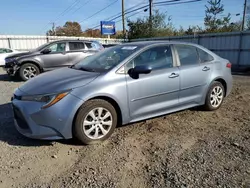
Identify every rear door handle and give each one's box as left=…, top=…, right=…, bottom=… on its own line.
left=169, top=73, right=179, bottom=78
left=202, top=66, right=210, bottom=71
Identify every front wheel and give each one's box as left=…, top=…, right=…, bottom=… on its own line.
left=204, top=81, right=225, bottom=111
left=19, top=63, right=40, bottom=81
left=73, top=99, right=117, bottom=145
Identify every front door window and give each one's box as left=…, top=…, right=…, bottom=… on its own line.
left=126, top=45, right=173, bottom=72
left=48, top=43, right=66, bottom=53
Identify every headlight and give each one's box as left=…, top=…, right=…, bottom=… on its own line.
left=5, top=57, right=17, bottom=63
left=21, top=91, right=69, bottom=109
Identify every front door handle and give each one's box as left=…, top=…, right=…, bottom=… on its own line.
left=202, top=66, right=210, bottom=71
left=169, top=73, right=179, bottom=78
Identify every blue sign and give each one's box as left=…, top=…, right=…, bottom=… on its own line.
left=100, top=21, right=116, bottom=35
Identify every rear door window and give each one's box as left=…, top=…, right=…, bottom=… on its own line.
left=175, top=45, right=199, bottom=66
left=85, top=42, right=100, bottom=50
left=93, top=42, right=104, bottom=50
left=69, top=42, right=85, bottom=51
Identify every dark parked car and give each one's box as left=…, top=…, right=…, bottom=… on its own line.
left=4, top=40, right=104, bottom=81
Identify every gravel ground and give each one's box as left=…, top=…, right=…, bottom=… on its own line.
left=0, top=68, right=249, bottom=188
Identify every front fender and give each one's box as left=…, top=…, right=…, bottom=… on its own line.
left=70, top=76, right=130, bottom=124
left=19, top=58, right=43, bottom=70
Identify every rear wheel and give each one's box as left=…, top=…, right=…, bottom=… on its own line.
left=73, top=99, right=117, bottom=145
left=19, top=63, right=40, bottom=81
left=204, top=81, right=225, bottom=111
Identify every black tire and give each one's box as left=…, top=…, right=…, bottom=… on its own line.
left=73, top=99, right=117, bottom=145
left=204, top=81, right=225, bottom=111
left=19, top=63, right=40, bottom=81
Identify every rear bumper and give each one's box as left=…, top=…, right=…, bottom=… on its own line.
left=225, top=74, right=233, bottom=97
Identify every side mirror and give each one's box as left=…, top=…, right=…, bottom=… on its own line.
left=128, top=65, right=152, bottom=79
left=41, top=48, right=51, bottom=54
left=131, top=65, right=152, bottom=74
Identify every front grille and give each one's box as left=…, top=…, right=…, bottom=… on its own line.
left=13, top=105, right=29, bottom=130
left=4, top=61, right=15, bottom=68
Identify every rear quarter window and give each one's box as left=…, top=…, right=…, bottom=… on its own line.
left=197, top=48, right=214, bottom=63
left=85, top=42, right=103, bottom=50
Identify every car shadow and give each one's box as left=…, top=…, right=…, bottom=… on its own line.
left=0, top=103, right=82, bottom=147
left=232, top=72, right=250, bottom=76
left=0, top=73, right=22, bottom=82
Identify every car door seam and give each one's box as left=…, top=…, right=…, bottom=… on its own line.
left=180, top=84, right=206, bottom=91
left=131, top=89, right=180, bottom=102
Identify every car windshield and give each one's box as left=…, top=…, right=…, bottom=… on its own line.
left=34, top=42, right=53, bottom=51
left=72, top=45, right=141, bottom=72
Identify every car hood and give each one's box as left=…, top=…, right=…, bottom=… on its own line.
left=6, top=51, right=33, bottom=59
left=18, top=67, right=100, bottom=95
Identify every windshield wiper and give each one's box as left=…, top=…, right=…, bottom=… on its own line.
left=79, top=67, right=96, bottom=72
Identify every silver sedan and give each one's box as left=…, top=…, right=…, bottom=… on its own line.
left=11, top=41, right=233, bottom=144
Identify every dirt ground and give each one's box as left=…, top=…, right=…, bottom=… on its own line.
left=0, top=68, right=249, bottom=188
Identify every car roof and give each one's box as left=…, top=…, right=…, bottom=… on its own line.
left=118, top=40, right=220, bottom=59
left=50, top=39, right=98, bottom=43
left=119, top=40, right=201, bottom=47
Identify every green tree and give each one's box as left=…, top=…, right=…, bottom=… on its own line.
left=127, top=10, right=174, bottom=39
left=185, top=25, right=203, bottom=35
left=46, top=23, right=56, bottom=36
left=47, top=21, right=83, bottom=36
left=177, top=26, right=186, bottom=36
left=185, top=26, right=194, bottom=35
left=83, top=29, right=101, bottom=38
left=204, top=0, right=232, bottom=32
left=230, top=21, right=242, bottom=31
left=246, top=16, right=250, bottom=30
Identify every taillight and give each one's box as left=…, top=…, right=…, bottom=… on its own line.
left=226, top=62, right=232, bottom=68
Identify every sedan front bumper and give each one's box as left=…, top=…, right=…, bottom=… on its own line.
left=5, top=65, right=19, bottom=76
left=12, top=89, right=84, bottom=140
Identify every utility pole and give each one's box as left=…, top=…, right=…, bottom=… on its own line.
left=122, top=0, right=125, bottom=37
left=149, top=0, right=153, bottom=34
left=50, top=22, right=56, bottom=36
left=149, top=0, right=153, bottom=20
left=242, top=0, right=247, bottom=31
